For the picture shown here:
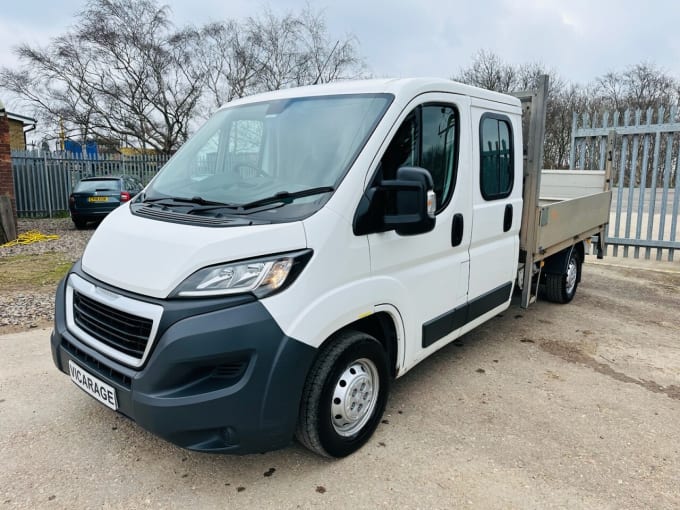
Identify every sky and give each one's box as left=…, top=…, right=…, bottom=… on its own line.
left=1, top=0, right=680, bottom=109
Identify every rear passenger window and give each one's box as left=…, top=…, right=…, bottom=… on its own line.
left=480, top=115, right=513, bottom=200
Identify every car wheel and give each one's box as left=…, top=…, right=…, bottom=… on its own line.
left=73, top=219, right=87, bottom=230
left=545, top=250, right=580, bottom=303
left=296, top=330, right=389, bottom=458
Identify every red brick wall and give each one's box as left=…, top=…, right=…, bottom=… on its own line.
left=0, top=111, right=17, bottom=225
left=8, top=119, right=27, bottom=150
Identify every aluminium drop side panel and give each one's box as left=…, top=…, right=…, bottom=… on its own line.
left=539, top=170, right=608, bottom=200
left=535, top=191, right=612, bottom=253
left=535, top=168, right=612, bottom=258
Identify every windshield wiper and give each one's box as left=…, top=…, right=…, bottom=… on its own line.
left=139, top=188, right=334, bottom=216
left=142, top=196, right=234, bottom=207
left=237, top=186, right=335, bottom=210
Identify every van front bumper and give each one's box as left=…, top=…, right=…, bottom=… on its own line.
left=50, top=270, right=317, bottom=454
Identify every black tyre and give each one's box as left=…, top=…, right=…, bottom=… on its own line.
left=296, top=330, right=389, bottom=458
left=544, top=250, right=580, bottom=303
left=73, top=219, right=87, bottom=230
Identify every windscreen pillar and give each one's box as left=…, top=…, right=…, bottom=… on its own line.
left=0, top=99, right=18, bottom=244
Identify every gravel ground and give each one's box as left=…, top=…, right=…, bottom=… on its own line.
left=2, top=260, right=679, bottom=509
left=0, top=218, right=94, bottom=331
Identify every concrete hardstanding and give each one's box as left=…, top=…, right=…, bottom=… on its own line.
left=2, top=259, right=679, bottom=509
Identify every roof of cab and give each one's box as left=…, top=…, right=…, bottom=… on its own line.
left=219, top=77, right=521, bottom=109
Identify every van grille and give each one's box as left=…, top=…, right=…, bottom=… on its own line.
left=73, top=291, right=153, bottom=359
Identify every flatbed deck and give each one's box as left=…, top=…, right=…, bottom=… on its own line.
left=513, top=77, right=613, bottom=307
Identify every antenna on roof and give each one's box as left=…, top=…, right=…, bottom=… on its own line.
left=313, top=40, right=340, bottom=86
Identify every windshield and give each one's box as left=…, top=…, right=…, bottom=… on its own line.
left=142, top=93, right=392, bottom=219
left=75, top=179, right=121, bottom=192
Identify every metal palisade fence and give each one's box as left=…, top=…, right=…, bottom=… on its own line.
left=12, top=150, right=170, bottom=217
left=570, top=107, right=680, bottom=261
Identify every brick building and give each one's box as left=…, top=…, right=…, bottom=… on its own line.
left=6, top=112, right=37, bottom=150
left=0, top=105, right=18, bottom=241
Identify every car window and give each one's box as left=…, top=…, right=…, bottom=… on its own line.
left=480, top=115, right=513, bottom=200
left=74, top=179, right=121, bottom=192
left=379, top=111, right=417, bottom=181
left=421, top=105, right=457, bottom=209
left=378, top=104, right=459, bottom=212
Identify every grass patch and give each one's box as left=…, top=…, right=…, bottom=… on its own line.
left=0, top=253, right=72, bottom=291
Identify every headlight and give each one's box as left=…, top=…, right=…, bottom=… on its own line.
left=172, top=250, right=312, bottom=298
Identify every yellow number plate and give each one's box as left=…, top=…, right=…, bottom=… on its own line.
left=88, top=196, right=109, bottom=202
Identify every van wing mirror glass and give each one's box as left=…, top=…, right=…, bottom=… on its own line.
left=353, top=166, right=436, bottom=236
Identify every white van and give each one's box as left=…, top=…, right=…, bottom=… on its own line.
left=51, top=77, right=611, bottom=457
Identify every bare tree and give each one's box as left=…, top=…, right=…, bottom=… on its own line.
left=546, top=83, right=591, bottom=168
left=196, top=20, right=263, bottom=109
left=295, top=7, right=366, bottom=85
left=0, top=0, right=205, bottom=153
left=594, top=71, right=626, bottom=112
left=453, top=49, right=517, bottom=92
left=454, top=50, right=584, bottom=168
left=594, top=62, right=680, bottom=116
left=197, top=6, right=366, bottom=115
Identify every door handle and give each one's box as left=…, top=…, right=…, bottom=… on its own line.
left=451, top=213, right=464, bottom=247
left=503, top=204, right=513, bottom=232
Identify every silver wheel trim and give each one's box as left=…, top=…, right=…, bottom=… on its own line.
left=331, top=358, right=380, bottom=437
left=566, top=257, right=578, bottom=295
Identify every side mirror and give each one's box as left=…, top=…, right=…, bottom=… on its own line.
left=353, top=166, right=436, bottom=236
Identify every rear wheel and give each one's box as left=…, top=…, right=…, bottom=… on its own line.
left=544, top=250, right=580, bottom=303
left=73, top=219, right=87, bottom=230
left=296, top=330, right=389, bottom=458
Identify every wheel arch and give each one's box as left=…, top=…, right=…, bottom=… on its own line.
left=543, top=242, right=584, bottom=281
left=316, top=308, right=403, bottom=379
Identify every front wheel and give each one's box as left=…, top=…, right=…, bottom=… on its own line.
left=296, top=330, right=389, bottom=458
left=544, top=250, right=581, bottom=303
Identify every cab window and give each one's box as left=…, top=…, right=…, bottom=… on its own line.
left=377, top=104, right=458, bottom=212
left=480, top=115, right=513, bottom=200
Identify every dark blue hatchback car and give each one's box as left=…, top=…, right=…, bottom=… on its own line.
left=69, top=175, right=144, bottom=229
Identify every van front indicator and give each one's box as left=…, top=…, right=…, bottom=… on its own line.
left=426, top=190, right=436, bottom=218
left=171, top=250, right=312, bottom=298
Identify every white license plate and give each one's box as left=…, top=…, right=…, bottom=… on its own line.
left=68, top=360, right=118, bottom=410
